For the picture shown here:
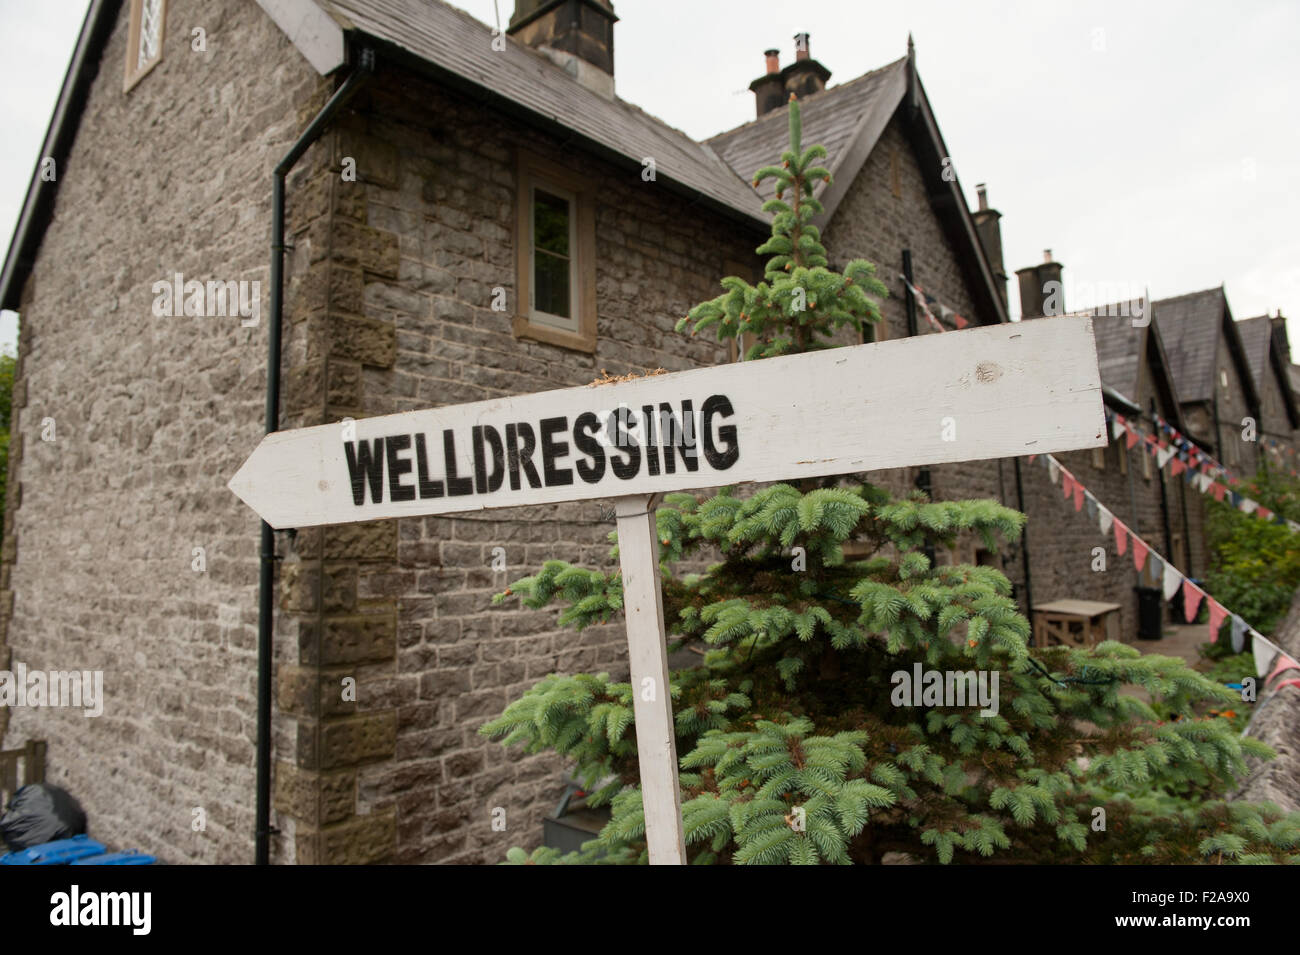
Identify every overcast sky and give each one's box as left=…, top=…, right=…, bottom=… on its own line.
left=2, top=0, right=1298, bottom=355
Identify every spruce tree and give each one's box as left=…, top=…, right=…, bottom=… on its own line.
left=482, top=95, right=1300, bottom=865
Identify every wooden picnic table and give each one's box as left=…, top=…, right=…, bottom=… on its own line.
left=1032, top=599, right=1121, bottom=649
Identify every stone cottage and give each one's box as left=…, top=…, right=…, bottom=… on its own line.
left=1013, top=282, right=1199, bottom=637
left=1235, top=313, right=1299, bottom=468
left=0, top=0, right=1121, bottom=864
left=1154, top=287, right=1261, bottom=476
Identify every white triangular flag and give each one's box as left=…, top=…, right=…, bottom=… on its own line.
left=1230, top=615, right=1248, bottom=653
left=1156, top=447, right=1173, bottom=469
left=1111, top=418, right=1126, bottom=441
left=1240, top=498, right=1258, bottom=515
left=1098, top=506, right=1114, bottom=535
left=1162, top=562, right=1182, bottom=601
left=1048, top=459, right=1060, bottom=484
left=1252, top=633, right=1281, bottom=679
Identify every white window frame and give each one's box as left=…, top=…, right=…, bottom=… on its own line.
left=124, top=0, right=167, bottom=93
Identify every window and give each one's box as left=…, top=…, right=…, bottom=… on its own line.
left=1142, top=445, right=1152, bottom=481
left=514, top=150, right=596, bottom=352
left=124, top=0, right=166, bottom=92
left=1091, top=445, right=1106, bottom=470
left=1116, top=437, right=1127, bottom=475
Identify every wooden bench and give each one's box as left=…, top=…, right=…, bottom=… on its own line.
left=1032, top=600, right=1121, bottom=649
left=0, top=740, right=46, bottom=808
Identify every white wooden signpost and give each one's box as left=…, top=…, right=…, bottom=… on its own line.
left=230, top=315, right=1106, bottom=864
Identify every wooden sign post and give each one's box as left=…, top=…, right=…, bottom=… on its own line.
left=230, top=315, right=1106, bottom=864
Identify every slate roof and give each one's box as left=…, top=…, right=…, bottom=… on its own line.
left=1236, top=315, right=1273, bottom=383
left=1087, top=301, right=1148, bottom=401
left=705, top=58, right=909, bottom=205
left=319, top=0, right=767, bottom=224
left=1153, top=287, right=1230, bottom=403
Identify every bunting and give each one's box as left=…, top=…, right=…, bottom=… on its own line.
left=886, top=278, right=1296, bottom=700
left=1109, top=410, right=1297, bottom=533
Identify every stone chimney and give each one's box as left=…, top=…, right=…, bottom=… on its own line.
left=971, top=184, right=1008, bottom=310
left=749, top=49, right=785, bottom=117
left=1015, top=250, right=1065, bottom=319
left=750, top=34, right=831, bottom=117
left=510, top=0, right=618, bottom=98
left=1271, top=311, right=1291, bottom=363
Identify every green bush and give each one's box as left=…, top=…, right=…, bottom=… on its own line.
left=1205, top=470, right=1300, bottom=635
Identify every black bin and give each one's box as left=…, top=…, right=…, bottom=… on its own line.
left=1135, top=586, right=1163, bottom=640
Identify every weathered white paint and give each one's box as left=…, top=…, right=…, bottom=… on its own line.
left=614, top=493, right=686, bottom=865
left=229, top=316, right=1106, bottom=529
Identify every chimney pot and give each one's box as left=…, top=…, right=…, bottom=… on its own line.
left=976, top=183, right=988, bottom=211
left=1043, top=249, right=1053, bottom=263
left=794, top=32, right=810, bottom=60
left=764, top=48, right=780, bottom=74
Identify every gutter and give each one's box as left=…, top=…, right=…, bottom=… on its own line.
left=255, top=47, right=375, bottom=866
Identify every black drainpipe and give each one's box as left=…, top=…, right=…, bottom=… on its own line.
left=1013, top=457, right=1033, bottom=616
left=256, top=48, right=375, bottom=866
left=1152, top=399, right=1173, bottom=563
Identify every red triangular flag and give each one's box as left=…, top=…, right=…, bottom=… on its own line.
left=1258, top=507, right=1273, bottom=522
left=1211, top=482, right=1226, bottom=502
left=1170, top=457, right=1186, bottom=477
left=1061, top=471, right=1073, bottom=499
left=1207, top=599, right=1228, bottom=643
left=954, top=314, right=969, bottom=329
left=1131, top=537, right=1149, bottom=572
left=1028, top=454, right=1037, bottom=464
left=1125, top=424, right=1139, bottom=450
left=1182, top=579, right=1205, bottom=623
left=1113, top=519, right=1128, bottom=556
left=1073, top=482, right=1085, bottom=512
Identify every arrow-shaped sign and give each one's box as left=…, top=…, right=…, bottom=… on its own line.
left=230, top=315, right=1104, bottom=865
left=230, top=316, right=1105, bottom=529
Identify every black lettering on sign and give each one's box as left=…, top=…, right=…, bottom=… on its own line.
left=414, top=433, right=444, bottom=499
left=540, top=416, right=574, bottom=487
left=385, top=434, right=416, bottom=502
left=345, top=437, right=385, bottom=505
left=608, top=409, right=640, bottom=479
left=505, top=422, right=543, bottom=491
left=659, top=401, right=699, bottom=474
left=702, top=394, right=740, bottom=470
left=443, top=430, right=474, bottom=496
left=641, top=405, right=660, bottom=476
left=573, top=412, right=606, bottom=484
left=472, top=425, right=506, bottom=494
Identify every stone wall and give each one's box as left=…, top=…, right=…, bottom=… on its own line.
left=0, top=0, right=325, bottom=863
left=1019, top=330, right=1194, bottom=640
left=292, top=68, right=763, bottom=864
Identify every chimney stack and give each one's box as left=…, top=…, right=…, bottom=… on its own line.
left=750, top=33, right=831, bottom=117
left=750, top=49, right=785, bottom=117
left=971, top=183, right=1007, bottom=309
left=510, top=0, right=619, bottom=98
left=1271, top=310, right=1292, bottom=363
left=1015, top=250, right=1065, bottom=319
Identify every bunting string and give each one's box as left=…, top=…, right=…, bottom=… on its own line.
left=895, top=282, right=1300, bottom=701
left=1109, top=410, right=1300, bottom=534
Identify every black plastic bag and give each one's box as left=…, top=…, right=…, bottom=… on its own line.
left=0, top=783, right=88, bottom=851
